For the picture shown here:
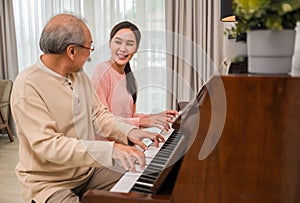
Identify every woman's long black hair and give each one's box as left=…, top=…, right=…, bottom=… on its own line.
left=110, top=21, right=141, bottom=104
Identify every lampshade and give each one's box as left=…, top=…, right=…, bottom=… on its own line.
left=220, top=0, right=236, bottom=22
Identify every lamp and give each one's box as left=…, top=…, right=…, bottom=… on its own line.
left=220, top=0, right=248, bottom=74
left=220, top=0, right=236, bottom=22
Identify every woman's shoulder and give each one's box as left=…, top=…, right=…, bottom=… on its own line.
left=94, top=60, right=112, bottom=72
left=91, top=60, right=113, bottom=79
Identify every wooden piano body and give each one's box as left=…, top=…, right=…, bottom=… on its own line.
left=83, top=75, right=300, bottom=203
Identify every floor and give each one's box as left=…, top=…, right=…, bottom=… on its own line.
left=0, top=134, right=23, bottom=203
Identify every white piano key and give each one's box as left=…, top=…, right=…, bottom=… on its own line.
left=110, top=128, right=175, bottom=193
left=109, top=172, right=141, bottom=193
left=145, top=156, right=152, bottom=165
left=135, top=180, right=154, bottom=188
left=110, top=163, right=144, bottom=193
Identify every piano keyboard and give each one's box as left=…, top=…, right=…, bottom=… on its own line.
left=110, top=128, right=184, bottom=193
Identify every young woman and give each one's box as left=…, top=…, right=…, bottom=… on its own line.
left=91, top=21, right=178, bottom=130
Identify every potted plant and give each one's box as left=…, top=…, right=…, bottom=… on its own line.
left=232, top=0, right=300, bottom=74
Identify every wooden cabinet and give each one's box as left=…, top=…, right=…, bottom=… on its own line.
left=173, top=75, right=300, bottom=203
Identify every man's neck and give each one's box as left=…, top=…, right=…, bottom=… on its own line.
left=41, top=54, right=69, bottom=77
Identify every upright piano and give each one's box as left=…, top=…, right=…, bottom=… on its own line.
left=82, top=75, right=300, bottom=203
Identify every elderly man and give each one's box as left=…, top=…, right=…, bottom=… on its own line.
left=10, top=13, right=164, bottom=203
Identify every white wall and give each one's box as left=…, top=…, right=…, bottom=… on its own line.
left=292, top=22, right=300, bottom=75
left=222, top=23, right=247, bottom=64
left=222, top=22, right=300, bottom=75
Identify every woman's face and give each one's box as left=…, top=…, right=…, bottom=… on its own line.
left=110, top=28, right=137, bottom=69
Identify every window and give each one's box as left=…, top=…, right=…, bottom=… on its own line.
left=13, top=0, right=167, bottom=113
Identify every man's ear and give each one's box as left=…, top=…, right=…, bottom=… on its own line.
left=66, top=45, right=76, bottom=59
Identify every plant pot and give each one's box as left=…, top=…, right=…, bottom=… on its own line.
left=247, top=30, right=296, bottom=74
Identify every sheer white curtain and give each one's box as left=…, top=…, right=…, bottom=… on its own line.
left=165, top=0, right=224, bottom=108
left=85, top=0, right=167, bottom=114
left=0, top=0, right=18, bottom=80
left=13, top=0, right=167, bottom=114
left=12, top=0, right=83, bottom=72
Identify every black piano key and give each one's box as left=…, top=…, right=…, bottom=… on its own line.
left=144, top=165, right=160, bottom=171
left=159, top=147, right=174, bottom=154
left=152, top=156, right=168, bottom=162
left=145, top=172, right=160, bottom=179
left=130, top=130, right=184, bottom=193
left=156, top=152, right=170, bottom=158
left=131, top=184, right=152, bottom=193
left=151, top=159, right=166, bottom=166
left=146, top=163, right=164, bottom=170
left=140, top=172, right=160, bottom=180
left=146, top=164, right=163, bottom=172
left=137, top=175, right=156, bottom=184
left=153, top=156, right=168, bottom=163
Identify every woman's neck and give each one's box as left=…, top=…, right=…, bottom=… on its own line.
left=110, top=59, right=126, bottom=74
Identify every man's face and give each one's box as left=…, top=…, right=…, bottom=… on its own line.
left=71, top=26, right=94, bottom=73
